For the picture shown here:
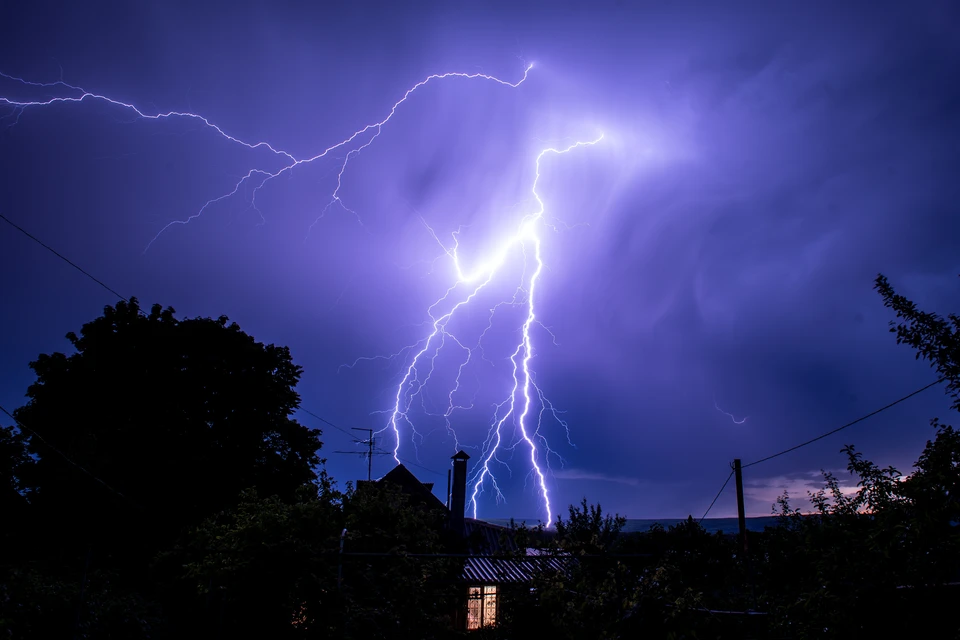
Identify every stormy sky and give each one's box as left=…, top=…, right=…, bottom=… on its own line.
left=1, top=1, right=958, bottom=522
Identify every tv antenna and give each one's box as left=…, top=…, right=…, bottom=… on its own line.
left=334, top=428, right=389, bottom=481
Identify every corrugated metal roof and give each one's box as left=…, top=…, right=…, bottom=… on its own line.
left=461, top=556, right=572, bottom=584
left=463, top=518, right=518, bottom=554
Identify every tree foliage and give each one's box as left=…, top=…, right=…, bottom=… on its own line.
left=875, top=273, right=960, bottom=409
left=168, top=480, right=344, bottom=638
left=499, top=273, right=960, bottom=639
left=2, top=299, right=322, bottom=638
left=503, top=504, right=748, bottom=639
left=4, top=275, right=959, bottom=638
left=553, top=498, right=626, bottom=556
left=531, top=500, right=634, bottom=637
left=339, top=481, right=460, bottom=639
left=748, top=273, right=960, bottom=637
left=760, top=419, right=960, bottom=638
left=0, top=565, right=160, bottom=640
left=169, top=478, right=460, bottom=639
left=0, top=424, right=34, bottom=563
left=15, top=298, right=321, bottom=562
left=0, top=424, right=32, bottom=510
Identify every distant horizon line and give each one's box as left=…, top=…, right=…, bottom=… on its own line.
left=486, top=514, right=781, bottom=523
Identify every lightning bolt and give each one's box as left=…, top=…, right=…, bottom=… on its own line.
left=1, top=63, right=604, bottom=527
left=715, top=400, right=748, bottom=424
left=383, top=136, right=603, bottom=528
left=0, top=65, right=531, bottom=250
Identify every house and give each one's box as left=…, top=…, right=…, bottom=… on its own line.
left=364, top=450, right=569, bottom=631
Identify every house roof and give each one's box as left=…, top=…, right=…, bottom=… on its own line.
left=462, top=555, right=573, bottom=584
left=359, top=463, right=447, bottom=512
left=460, top=518, right=576, bottom=583
left=464, top=517, right=519, bottom=554
left=366, top=462, right=574, bottom=585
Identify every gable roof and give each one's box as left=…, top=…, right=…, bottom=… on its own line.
left=361, top=463, right=447, bottom=511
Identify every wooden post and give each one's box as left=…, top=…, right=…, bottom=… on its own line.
left=734, top=458, right=747, bottom=555
left=74, top=545, right=92, bottom=639
left=338, top=528, right=347, bottom=590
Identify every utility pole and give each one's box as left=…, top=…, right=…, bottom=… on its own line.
left=733, top=458, right=747, bottom=555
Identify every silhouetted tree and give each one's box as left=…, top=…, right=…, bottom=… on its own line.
left=499, top=501, right=634, bottom=639
left=502, top=503, right=745, bottom=639
left=173, top=479, right=458, bottom=640
left=498, top=275, right=960, bottom=639
left=761, top=423, right=960, bottom=638
left=0, top=424, right=31, bottom=508
left=170, top=479, right=343, bottom=638
left=0, top=424, right=33, bottom=555
left=553, top=498, right=626, bottom=557
left=875, top=273, right=960, bottom=409
left=0, top=565, right=161, bottom=640
left=338, top=481, right=459, bottom=639
left=753, top=274, right=960, bottom=638
left=15, top=297, right=321, bottom=570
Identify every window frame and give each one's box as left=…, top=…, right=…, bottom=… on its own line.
left=466, top=584, right=498, bottom=630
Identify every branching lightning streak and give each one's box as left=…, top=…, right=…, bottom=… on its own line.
left=385, top=136, right=603, bottom=527
left=1, top=63, right=603, bottom=527
left=0, top=66, right=531, bottom=250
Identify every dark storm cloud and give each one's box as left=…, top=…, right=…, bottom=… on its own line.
left=1, top=1, right=958, bottom=520
left=499, top=1, right=960, bottom=517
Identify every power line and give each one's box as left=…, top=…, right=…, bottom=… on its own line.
left=396, top=455, right=445, bottom=478
left=700, top=377, right=945, bottom=523
left=8, top=210, right=950, bottom=498
left=0, top=403, right=138, bottom=508
left=296, top=410, right=445, bottom=478
left=335, top=427, right=392, bottom=482
left=0, top=210, right=425, bottom=480
left=296, top=406, right=446, bottom=478
left=0, top=212, right=129, bottom=303
left=295, top=406, right=363, bottom=442
left=743, top=376, right=946, bottom=469
left=0, top=211, right=367, bottom=443
left=699, top=469, right=733, bottom=523
left=369, top=444, right=445, bottom=477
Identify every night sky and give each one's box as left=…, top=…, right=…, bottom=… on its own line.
left=2, top=2, right=958, bottom=522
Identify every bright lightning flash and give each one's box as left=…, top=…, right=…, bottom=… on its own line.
left=383, top=135, right=603, bottom=528
left=1, top=63, right=603, bottom=527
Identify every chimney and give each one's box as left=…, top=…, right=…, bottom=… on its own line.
left=450, top=450, right=470, bottom=537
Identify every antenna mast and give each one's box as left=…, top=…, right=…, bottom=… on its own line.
left=334, top=428, right=387, bottom=481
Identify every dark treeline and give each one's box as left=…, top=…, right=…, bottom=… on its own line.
left=1, top=274, right=958, bottom=639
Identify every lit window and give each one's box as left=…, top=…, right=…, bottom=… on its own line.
left=466, top=585, right=498, bottom=629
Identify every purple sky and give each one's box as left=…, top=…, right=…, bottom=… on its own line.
left=1, top=1, right=958, bottom=522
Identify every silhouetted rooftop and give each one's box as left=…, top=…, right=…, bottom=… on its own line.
left=358, top=463, right=446, bottom=512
